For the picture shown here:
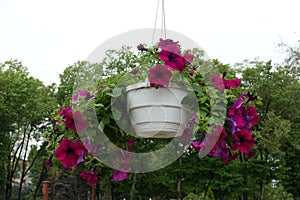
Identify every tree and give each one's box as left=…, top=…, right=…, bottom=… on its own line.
left=278, top=39, right=300, bottom=76
left=239, top=60, right=300, bottom=199
left=0, top=60, right=57, bottom=200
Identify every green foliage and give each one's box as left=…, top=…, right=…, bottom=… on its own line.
left=239, top=59, right=300, bottom=198
left=0, top=59, right=57, bottom=199
left=264, top=183, right=294, bottom=200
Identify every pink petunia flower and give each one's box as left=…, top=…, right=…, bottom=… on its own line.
left=158, top=38, right=180, bottom=51
left=183, top=51, right=194, bottom=64
left=210, top=73, right=241, bottom=92
left=71, top=90, right=89, bottom=101
left=55, top=138, right=85, bottom=168
left=149, top=64, right=172, bottom=87
left=73, top=111, right=89, bottom=134
left=80, top=170, right=100, bottom=186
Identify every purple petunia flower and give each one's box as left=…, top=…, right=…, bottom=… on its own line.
left=43, top=154, right=53, bottom=167
left=112, top=170, right=129, bottom=182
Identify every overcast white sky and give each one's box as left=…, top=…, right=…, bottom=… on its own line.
left=1, top=0, right=300, bottom=85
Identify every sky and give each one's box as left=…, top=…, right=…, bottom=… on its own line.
left=1, top=0, right=300, bottom=85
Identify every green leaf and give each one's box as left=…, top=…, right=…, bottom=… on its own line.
left=112, top=87, right=122, bottom=97
left=181, top=93, right=196, bottom=107
left=94, top=103, right=104, bottom=107
left=98, top=120, right=105, bottom=132
left=112, top=108, right=121, bottom=120
left=192, top=84, right=202, bottom=92
left=102, top=114, right=110, bottom=125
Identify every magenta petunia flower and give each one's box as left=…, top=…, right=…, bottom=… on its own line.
left=137, top=44, right=148, bottom=52
left=228, top=97, right=244, bottom=117
left=245, top=151, right=257, bottom=160
left=158, top=38, right=179, bottom=51
left=158, top=50, right=186, bottom=72
left=157, top=38, right=194, bottom=72
left=130, top=68, right=139, bottom=75
left=113, top=149, right=133, bottom=168
left=59, top=109, right=88, bottom=134
left=64, top=111, right=76, bottom=131
left=208, top=140, right=238, bottom=164
left=208, top=140, right=229, bottom=159
left=210, top=73, right=241, bottom=92
left=180, top=114, right=198, bottom=142
left=210, top=74, right=225, bottom=91
left=127, top=139, right=134, bottom=147
left=112, top=149, right=132, bottom=182
left=191, top=140, right=204, bottom=151
left=80, top=170, right=100, bottom=186
left=244, top=106, right=260, bottom=128
left=73, top=111, right=89, bottom=134
left=230, top=130, right=256, bottom=153
left=224, top=78, right=241, bottom=90
left=183, top=51, right=194, bottom=64
left=149, top=64, right=172, bottom=87
left=223, top=152, right=239, bottom=164
left=112, top=170, right=129, bottom=182
left=165, top=56, right=186, bottom=72
left=71, top=90, right=89, bottom=101
left=43, top=154, right=53, bottom=167
left=58, top=106, right=72, bottom=117
left=55, top=138, right=85, bottom=168
left=74, top=149, right=88, bottom=172
left=84, top=136, right=103, bottom=156
left=228, top=94, right=260, bottom=136
left=191, top=125, right=227, bottom=152
left=189, top=114, right=198, bottom=122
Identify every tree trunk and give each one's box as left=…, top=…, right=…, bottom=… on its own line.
left=6, top=133, right=24, bottom=200
left=5, top=167, right=12, bottom=200
left=111, top=181, right=115, bottom=200
left=130, top=173, right=137, bottom=200
left=18, top=127, right=31, bottom=200
left=177, top=157, right=182, bottom=200
left=259, top=182, right=264, bottom=200
left=33, top=165, right=46, bottom=200
left=243, top=173, right=248, bottom=200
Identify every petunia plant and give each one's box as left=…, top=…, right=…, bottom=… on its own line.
left=43, top=38, right=260, bottom=186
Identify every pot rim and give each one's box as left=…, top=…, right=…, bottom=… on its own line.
left=125, top=81, right=185, bottom=93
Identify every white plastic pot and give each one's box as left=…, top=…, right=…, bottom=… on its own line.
left=126, top=82, right=191, bottom=138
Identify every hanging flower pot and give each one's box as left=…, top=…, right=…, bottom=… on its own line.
left=45, top=35, right=260, bottom=188
left=126, top=82, right=192, bottom=138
